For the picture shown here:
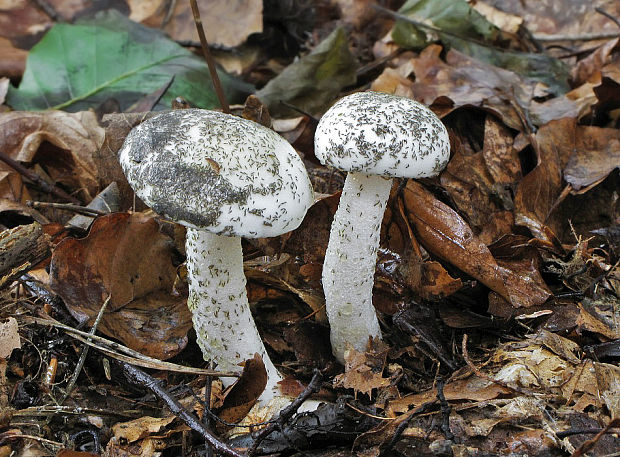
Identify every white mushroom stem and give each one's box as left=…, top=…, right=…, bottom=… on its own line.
left=323, top=172, right=391, bottom=364
left=185, top=228, right=282, bottom=403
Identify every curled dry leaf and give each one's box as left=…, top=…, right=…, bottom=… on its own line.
left=440, top=115, right=518, bottom=245
left=404, top=180, right=551, bottom=309
left=333, top=338, right=390, bottom=399
left=514, top=118, right=620, bottom=241
left=130, top=0, right=263, bottom=48
left=49, top=212, right=192, bottom=360
left=217, top=354, right=267, bottom=428
left=0, top=110, right=105, bottom=202
left=371, top=45, right=530, bottom=130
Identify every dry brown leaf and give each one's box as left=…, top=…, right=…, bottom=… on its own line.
left=440, top=116, right=517, bottom=245
left=334, top=340, right=390, bottom=399
left=0, top=38, right=27, bottom=79
left=0, top=317, right=20, bottom=359
left=0, top=111, right=105, bottom=202
left=111, top=416, right=175, bottom=443
left=0, top=2, right=51, bottom=42
left=563, top=125, right=620, bottom=192
left=372, top=45, right=531, bottom=130
left=572, top=39, right=619, bottom=86
left=489, top=0, right=620, bottom=40
left=515, top=118, right=620, bottom=241
left=217, top=354, right=267, bottom=428
left=404, top=180, right=550, bottom=308
left=49, top=212, right=191, bottom=360
left=145, top=0, right=263, bottom=48
left=576, top=303, right=619, bottom=340
left=388, top=376, right=509, bottom=414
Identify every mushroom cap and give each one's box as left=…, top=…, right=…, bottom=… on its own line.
left=119, top=109, right=314, bottom=238
left=314, top=91, right=450, bottom=178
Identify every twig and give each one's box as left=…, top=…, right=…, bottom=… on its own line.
left=27, top=201, right=106, bottom=217
left=204, top=364, right=214, bottom=457
left=531, top=31, right=620, bottom=42
left=379, top=399, right=438, bottom=456
left=31, top=0, right=63, bottom=22
left=595, top=7, right=620, bottom=29
left=248, top=370, right=323, bottom=456
left=0, top=151, right=81, bottom=204
left=121, top=362, right=245, bottom=457
left=11, top=404, right=140, bottom=418
left=436, top=377, right=454, bottom=441
left=571, top=418, right=620, bottom=457
left=23, top=316, right=240, bottom=377
left=189, top=0, right=230, bottom=114
left=59, top=296, right=110, bottom=404
left=461, top=334, right=534, bottom=396
left=0, top=432, right=63, bottom=448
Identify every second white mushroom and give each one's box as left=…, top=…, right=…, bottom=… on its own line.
left=314, top=91, right=451, bottom=364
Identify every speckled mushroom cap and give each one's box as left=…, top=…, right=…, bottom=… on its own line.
left=119, top=109, right=314, bottom=238
left=314, top=91, right=450, bottom=178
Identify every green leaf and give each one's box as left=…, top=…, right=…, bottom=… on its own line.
left=256, top=27, right=358, bottom=116
left=441, top=35, right=570, bottom=96
left=392, top=0, right=500, bottom=49
left=7, top=10, right=252, bottom=112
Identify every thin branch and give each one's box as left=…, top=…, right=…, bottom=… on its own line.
left=462, top=334, right=534, bottom=396
left=23, top=316, right=239, bottom=377
left=248, top=370, right=323, bottom=456
left=27, top=201, right=107, bottom=217
left=0, top=151, right=81, bottom=205
left=189, top=0, right=230, bottom=114
left=379, top=399, right=438, bottom=456
left=595, top=7, right=620, bottom=29
left=532, top=31, right=620, bottom=42
left=59, top=296, right=110, bottom=404
left=121, top=362, right=245, bottom=457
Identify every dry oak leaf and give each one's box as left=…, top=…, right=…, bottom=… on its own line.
left=440, top=115, right=518, bottom=245
left=130, top=0, right=262, bottom=48
left=514, top=117, right=620, bottom=240
left=334, top=341, right=390, bottom=398
left=404, top=180, right=551, bottom=308
left=49, top=212, right=191, bottom=360
left=371, top=45, right=532, bottom=130
left=0, top=110, right=105, bottom=202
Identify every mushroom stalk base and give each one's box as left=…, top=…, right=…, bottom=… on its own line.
left=185, top=229, right=281, bottom=400
left=323, top=173, right=390, bottom=364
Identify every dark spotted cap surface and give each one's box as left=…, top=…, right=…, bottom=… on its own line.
left=314, top=91, right=450, bottom=178
left=119, top=109, right=314, bottom=238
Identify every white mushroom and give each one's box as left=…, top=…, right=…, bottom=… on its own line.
left=314, top=91, right=450, bottom=364
left=118, top=109, right=314, bottom=404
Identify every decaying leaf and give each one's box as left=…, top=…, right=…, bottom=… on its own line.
left=217, top=354, right=267, bottom=428
left=334, top=339, right=391, bottom=398
left=0, top=317, right=20, bottom=359
left=404, top=180, right=551, bottom=309
left=256, top=27, right=358, bottom=116
left=111, top=416, right=175, bottom=443
left=49, top=212, right=191, bottom=360
left=514, top=117, right=620, bottom=241
left=0, top=110, right=105, bottom=202
left=440, top=115, right=518, bottom=244
left=163, top=0, right=262, bottom=48
left=388, top=375, right=509, bottom=414
left=372, top=45, right=529, bottom=129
